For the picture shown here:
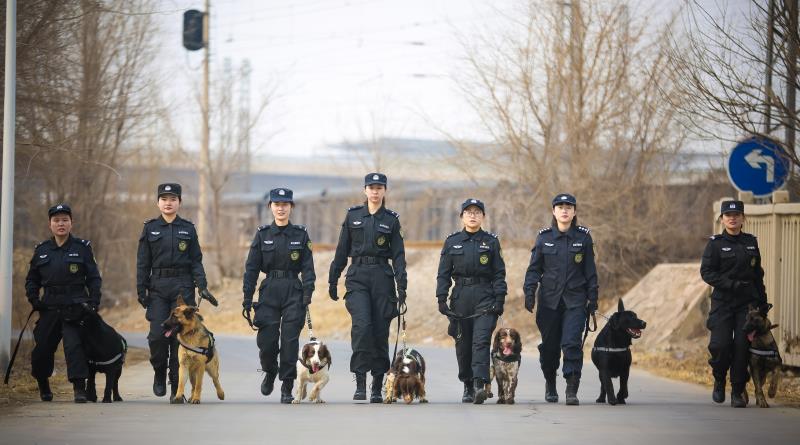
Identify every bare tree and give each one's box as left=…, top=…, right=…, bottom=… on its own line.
left=666, top=0, right=800, bottom=196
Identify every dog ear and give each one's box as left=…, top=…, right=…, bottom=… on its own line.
left=618, top=299, right=625, bottom=312
left=177, top=294, right=186, bottom=306
left=511, top=329, right=522, bottom=354
left=770, top=323, right=779, bottom=330
left=492, top=330, right=500, bottom=352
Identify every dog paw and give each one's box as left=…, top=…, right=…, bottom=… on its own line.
left=113, top=396, right=123, bottom=402
left=217, top=392, right=225, bottom=401
left=292, top=399, right=301, bottom=404
left=616, top=399, right=626, bottom=405
left=189, top=398, right=201, bottom=404
left=596, top=397, right=606, bottom=404
left=506, top=399, right=515, bottom=405
left=607, top=397, right=618, bottom=406
left=313, top=399, right=325, bottom=404
left=419, top=398, right=428, bottom=404
left=170, top=396, right=185, bottom=404
left=758, top=399, right=769, bottom=408
left=496, top=399, right=505, bottom=404
left=102, top=398, right=112, bottom=404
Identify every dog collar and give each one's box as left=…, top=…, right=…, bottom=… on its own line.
left=492, top=351, right=520, bottom=363
left=88, top=338, right=127, bottom=366
left=592, top=346, right=629, bottom=353
left=298, top=358, right=328, bottom=374
left=749, top=347, right=780, bottom=357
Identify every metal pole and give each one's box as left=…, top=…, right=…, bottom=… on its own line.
left=785, top=0, right=797, bottom=164
left=764, top=0, right=775, bottom=134
left=198, top=0, right=210, bottom=245
left=0, top=0, right=17, bottom=372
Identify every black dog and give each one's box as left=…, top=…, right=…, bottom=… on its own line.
left=591, top=299, right=646, bottom=405
left=79, top=309, right=127, bottom=403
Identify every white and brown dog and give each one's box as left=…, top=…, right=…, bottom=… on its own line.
left=489, top=327, right=522, bottom=404
left=384, top=348, right=428, bottom=404
left=292, top=341, right=331, bottom=404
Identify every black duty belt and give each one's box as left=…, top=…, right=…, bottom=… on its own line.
left=267, top=270, right=298, bottom=279
left=151, top=267, right=191, bottom=278
left=454, top=276, right=491, bottom=286
left=44, top=284, right=86, bottom=295
left=352, top=256, right=388, bottom=265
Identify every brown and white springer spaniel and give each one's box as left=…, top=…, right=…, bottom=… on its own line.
left=292, top=342, right=331, bottom=404
left=384, top=348, right=428, bottom=404
left=490, top=328, right=522, bottom=404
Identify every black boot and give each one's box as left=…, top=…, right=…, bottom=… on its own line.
left=565, top=375, right=580, bottom=406
left=370, top=374, right=384, bottom=403
left=72, top=380, right=87, bottom=404
left=37, top=378, right=53, bottom=402
left=261, top=371, right=277, bottom=396
left=712, top=379, right=726, bottom=404
left=169, top=374, right=179, bottom=401
left=545, top=374, right=558, bottom=403
left=730, top=391, right=747, bottom=408
left=152, top=368, right=167, bottom=397
left=353, top=373, right=367, bottom=400
left=473, top=378, right=487, bottom=405
left=462, top=381, right=475, bottom=403
left=280, top=380, right=294, bottom=404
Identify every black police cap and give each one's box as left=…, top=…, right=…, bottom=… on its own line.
left=365, top=172, right=387, bottom=187
left=720, top=200, right=744, bottom=215
left=460, top=198, right=485, bottom=214
left=158, top=183, right=182, bottom=198
left=269, top=187, right=293, bottom=203
left=48, top=203, right=72, bottom=218
left=552, top=193, right=577, bottom=207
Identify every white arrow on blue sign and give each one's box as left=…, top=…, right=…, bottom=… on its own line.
left=727, top=136, right=789, bottom=198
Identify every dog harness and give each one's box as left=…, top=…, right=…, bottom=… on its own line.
left=88, top=338, right=128, bottom=366
left=178, top=330, right=216, bottom=362
left=492, top=350, right=521, bottom=363
left=749, top=347, right=780, bottom=358
left=592, top=346, right=629, bottom=353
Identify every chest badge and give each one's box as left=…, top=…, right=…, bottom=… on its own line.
left=574, top=253, right=584, bottom=264
left=479, top=254, right=489, bottom=265
left=290, top=250, right=300, bottom=261
left=307, top=241, right=313, bottom=251
left=178, top=240, right=188, bottom=252
left=377, top=235, right=386, bottom=246
left=751, top=257, right=756, bottom=267
left=69, top=263, right=79, bottom=274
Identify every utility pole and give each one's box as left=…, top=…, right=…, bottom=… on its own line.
left=0, top=0, right=17, bottom=373
left=785, top=0, right=797, bottom=170
left=198, top=0, right=211, bottom=246
left=764, top=0, right=775, bottom=134
left=238, top=59, right=251, bottom=192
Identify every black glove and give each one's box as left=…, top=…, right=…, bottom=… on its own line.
left=524, top=293, right=535, bottom=313
left=397, top=288, right=407, bottom=306
left=493, top=301, right=505, bottom=316
left=199, top=288, right=218, bottom=306
left=28, top=298, right=45, bottom=312
left=137, top=293, right=150, bottom=309
left=242, top=300, right=252, bottom=311
left=438, top=301, right=449, bottom=315
left=758, top=302, right=772, bottom=316
left=329, top=284, right=339, bottom=301
left=587, top=300, right=598, bottom=314
left=302, top=294, right=312, bottom=306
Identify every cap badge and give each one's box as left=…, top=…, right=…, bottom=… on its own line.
left=471, top=199, right=477, bottom=203
left=165, top=186, right=172, bottom=191
left=279, top=189, right=285, bottom=195
left=561, top=195, right=567, bottom=200
left=373, top=175, right=379, bottom=180
left=57, top=205, right=63, bottom=209
left=730, top=203, right=735, bottom=208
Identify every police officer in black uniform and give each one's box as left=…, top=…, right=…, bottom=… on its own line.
left=523, top=193, right=598, bottom=405
left=25, top=204, right=102, bottom=403
left=700, top=200, right=768, bottom=408
left=328, top=173, right=407, bottom=403
left=243, top=188, right=315, bottom=404
left=136, top=183, right=215, bottom=400
left=436, top=198, right=507, bottom=404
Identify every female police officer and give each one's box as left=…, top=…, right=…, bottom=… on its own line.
left=700, top=200, right=768, bottom=408
left=523, top=193, right=598, bottom=406
left=328, top=173, right=407, bottom=403
left=242, top=188, right=315, bottom=404
left=136, top=183, right=216, bottom=401
left=436, top=198, right=506, bottom=404
left=25, top=204, right=102, bottom=403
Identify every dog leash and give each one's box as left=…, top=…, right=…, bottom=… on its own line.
left=4, top=309, right=36, bottom=384
left=306, top=308, right=318, bottom=342
left=581, top=311, right=597, bottom=348
left=242, top=308, right=258, bottom=331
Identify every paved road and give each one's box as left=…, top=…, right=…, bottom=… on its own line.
left=0, top=333, right=797, bottom=445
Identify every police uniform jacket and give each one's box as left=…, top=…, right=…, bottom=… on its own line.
left=328, top=205, right=407, bottom=291
left=242, top=222, right=315, bottom=303
left=436, top=228, right=507, bottom=304
left=700, top=231, right=766, bottom=309
left=523, top=225, right=598, bottom=310
left=136, top=215, right=207, bottom=298
left=25, top=234, right=102, bottom=307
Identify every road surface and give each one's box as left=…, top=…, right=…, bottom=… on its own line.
left=0, top=334, right=797, bottom=444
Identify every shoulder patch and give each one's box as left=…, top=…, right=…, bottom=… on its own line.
left=294, top=224, right=307, bottom=231
left=79, top=239, right=91, bottom=246
left=182, top=218, right=195, bottom=225
left=486, top=231, right=498, bottom=239
left=348, top=205, right=364, bottom=211
left=538, top=227, right=552, bottom=235
left=709, top=234, right=720, bottom=240
left=257, top=224, right=269, bottom=231
left=143, top=217, right=156, bottom=224
left=385, top=209, right=399, bottom=219
left=447, top=231, right=460, bottom=238
left=34, top=240, right=47, bottom=249
left=577, top=225, right=590, bottom=233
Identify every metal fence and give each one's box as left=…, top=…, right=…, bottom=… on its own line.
left=714, top=197, right=800, bottom=367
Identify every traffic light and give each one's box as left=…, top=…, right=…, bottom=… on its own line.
left=183, top=10, right=204, bottom=51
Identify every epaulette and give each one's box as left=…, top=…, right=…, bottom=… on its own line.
left=486, top=231, right=499, bottom=239
left=709, top=234, right=720, bottom=240
left=385, top=209, right=399, bottom=219
left=181, top=217, right=195, bottom=225
left=79, top=239, right=91, bottom=247
left=294, top=224, right=307, bottom=231
left=446, top=231, right=460, bottom=238
left=538, top=227, right=552, bottom=235
left=143, top=217, right=156, bottom=224
left=257, top=224, right=269, bottom=231
left=34, top=240, right=48, bottom=249
left=348, top=205, right=364, bottom=211
left=577, top=225, right=590, bottom=233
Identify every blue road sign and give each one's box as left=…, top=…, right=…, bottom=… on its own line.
left=727, top=136, right=789, bottom=198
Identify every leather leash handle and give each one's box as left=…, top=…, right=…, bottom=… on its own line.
left=5, top=310, right=36, bottom=384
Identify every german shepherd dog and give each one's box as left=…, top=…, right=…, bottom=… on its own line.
left=384, top=348, right=428, bottom=404
left=79, top=309, right=127, bottom=403
left=743, top=305, right=782, bottom=408
left=162, top=296, right=224, bottom=404
left=591, top=299, right=646, bottom=405
left=490, top=328, right=522, bottom=404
